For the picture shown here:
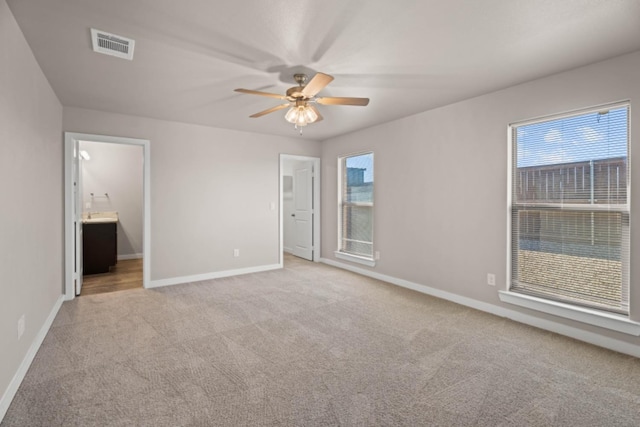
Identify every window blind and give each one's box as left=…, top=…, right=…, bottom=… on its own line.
left=510, top=104, right=629, bottom=314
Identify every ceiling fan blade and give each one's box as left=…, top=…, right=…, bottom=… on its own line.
left=316, top=96, right=370, bottom=106
left=235, top=88, right=286, bottom=100
left=301, top=72, right=334, bottom=97
left=308, top=104, right=323, bottom=122
left=249, top=103, right=290, bottom=118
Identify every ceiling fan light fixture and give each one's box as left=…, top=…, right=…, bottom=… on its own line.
left=285, top=104, right=318, bottom=126
left=303, top=105, right=318, bottom=123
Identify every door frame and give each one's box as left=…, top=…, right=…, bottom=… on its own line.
left=64, top=132, right=151, bottom=299
left=279, top=154, right=321, bottom=265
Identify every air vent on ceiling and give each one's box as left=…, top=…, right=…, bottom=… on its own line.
left=90, top=28, right=135, bottom=60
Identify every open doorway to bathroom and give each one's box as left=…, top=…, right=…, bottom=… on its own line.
left=64, top=132, right=150, bottom=300
left=78, top=141, right=143, bottom=295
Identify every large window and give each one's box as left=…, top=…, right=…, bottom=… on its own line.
left=337, top=152, right=374, bottom=263
left=509, top=103, right=629, bottom=314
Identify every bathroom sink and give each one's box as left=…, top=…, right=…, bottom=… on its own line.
left=82, top=211, right=118, bottom=223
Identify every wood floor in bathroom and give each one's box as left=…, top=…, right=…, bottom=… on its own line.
left=81, top=258, right=143, bottom=296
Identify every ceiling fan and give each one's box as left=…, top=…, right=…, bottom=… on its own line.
left=234, top=72, right=369, bottom=131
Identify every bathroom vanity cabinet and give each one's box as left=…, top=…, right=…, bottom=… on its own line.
left=83, top=222, right=117, bottom=275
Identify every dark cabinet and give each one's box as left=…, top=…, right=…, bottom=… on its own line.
left=83, top=222, right=117, bottom=275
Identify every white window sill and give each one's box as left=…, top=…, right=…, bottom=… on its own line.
left=499, top=290, right=640, bottom=336
left=334, top=251, right=376, bottom=267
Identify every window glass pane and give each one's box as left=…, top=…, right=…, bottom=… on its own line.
left=511, top=105, right=629, bottom=314
left=515, top=107, right=627, bottom=205
left=514, top=209, right=624, bottom=310
left=342, top=205, right=373, bottom=257
left=346, top=154, right=373, bottom=203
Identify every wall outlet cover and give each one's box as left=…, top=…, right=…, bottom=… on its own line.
left=487, top=273, right=496, bottom=286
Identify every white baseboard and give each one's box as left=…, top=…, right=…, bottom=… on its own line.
left=319, top=257, right=640, bottom=358
left=147, top=263, right=282, bottom=289
left=117, top=253, right=143, bottom=261
left=283, top=247, right=293, bottom=254
left=0, top=295, right=64, bottom=422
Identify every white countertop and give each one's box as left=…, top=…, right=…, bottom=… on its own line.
left=82, top=211, right=118, bottom=224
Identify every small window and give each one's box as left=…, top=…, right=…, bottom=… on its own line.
left=509, top=103, right=629, bottom=314
left=337, top=152, right=374, bottom=262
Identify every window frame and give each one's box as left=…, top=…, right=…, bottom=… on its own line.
left=335, top=151, right=375, bottom=267
left=500, top=102, right=640, bottom=335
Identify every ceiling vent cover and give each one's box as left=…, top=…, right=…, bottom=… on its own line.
left=91, top=28, right=135, bottom=60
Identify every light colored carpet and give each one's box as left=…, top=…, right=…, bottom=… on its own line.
left=2, top=254, right=640, bottom=426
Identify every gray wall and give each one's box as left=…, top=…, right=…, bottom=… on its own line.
left=0, top=0, right=63, bottom=411
left=80, top=141, right=144, bottom=258
left=321, top=50, right=640, bottom=347
left=64, top=107, right=322, bottom=282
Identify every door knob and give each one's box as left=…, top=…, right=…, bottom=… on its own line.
left=291, top=214, right=295, bottom=217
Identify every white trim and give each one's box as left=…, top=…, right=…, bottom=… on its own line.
left=0, top=295, right=64, bottom=422
left=334, top=251, right=376, bottom=267
left=320, top=258, right=640, bottom=358
left=148, top=264, right=281, bottom=289
left=506, top=126, right=513, bottom=293
left=498, top=291, right=640, bottom=336
left=64, top=136, right=75, bottom=301
left=509, top=100, right=630, bottom=128
left=279, top=154, right=321, bottom=265
left=64, top=132, right=151, bottom=299
left=117, top=253, right=143, bottom=261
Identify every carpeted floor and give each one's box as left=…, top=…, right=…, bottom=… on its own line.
left=3, top=255, right=640, bottom=426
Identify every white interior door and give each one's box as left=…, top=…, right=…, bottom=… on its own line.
left=292, top=160, right=314, bottom=261
left=73, top=139, right=83, bottom=295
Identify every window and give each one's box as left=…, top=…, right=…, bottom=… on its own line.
left=337, top=152, right=374, bottom=265
left=509, top=103, right=629, bottom=315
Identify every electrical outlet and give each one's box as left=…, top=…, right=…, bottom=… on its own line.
left=17, top=314, right=25, bottom=340
left=487, top=273, right=496, bottom=286
left=375, top=251, right=380, bottom=260
left=233, top=249, right=240, bottom=257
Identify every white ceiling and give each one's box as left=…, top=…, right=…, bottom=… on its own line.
left=7, top=0, right=640, bottom=141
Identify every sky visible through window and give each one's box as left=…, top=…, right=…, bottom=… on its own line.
left=516, top=106, right=627, bottom=168
left=346, top=153, right=373, bottom=182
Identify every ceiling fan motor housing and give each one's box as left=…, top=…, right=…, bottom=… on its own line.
left=287, top=74, right=310, bottom=100
left=286, top=86, right=308, bottom=100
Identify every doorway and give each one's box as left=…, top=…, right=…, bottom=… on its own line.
left=280, top=155, right=321, bottom=265
left=64, top=133, right=150, bottom=300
